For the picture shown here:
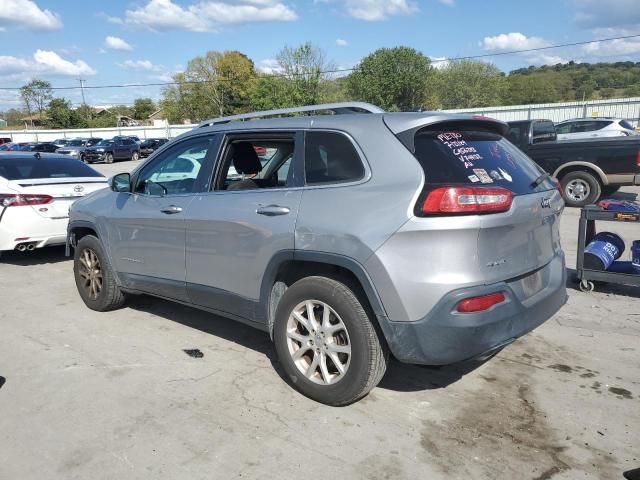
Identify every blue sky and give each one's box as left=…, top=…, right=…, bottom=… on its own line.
left=1, top=0, right=639, bottom=110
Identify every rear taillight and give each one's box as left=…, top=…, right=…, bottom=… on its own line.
left=456, top=292, right=505, bottom=313
left=0, top=194, right=53, bottom=207
left=421, top=186, right=513, bottom=215
left=552, top=177, right=563, bottom=198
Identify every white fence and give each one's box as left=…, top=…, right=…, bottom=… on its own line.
left=3, top=96, right=640, bottom=141
left=0, top=123, right=197, bottom=143
left=444, top=96, right=640, bottom=126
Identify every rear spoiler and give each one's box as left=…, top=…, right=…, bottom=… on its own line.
left=383, top=113, right=508, bottom=154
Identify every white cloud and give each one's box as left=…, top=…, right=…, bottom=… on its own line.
left=257, top=58, right=283, bottom=74
left=336, top=38, right=348, bottom=46
left=123, top=0, right=297, bottom=32
left=482, top=32, right=549, bottom=51
left=118, top=59, right=161, bottom=71
left=104, top=36, right=133, bottom=51
left=429, top=56, right=450, bottom=69
left=326, top=0, right=418, bottom=21
left=0, top=0, right=62, bottom=31
left=437, top=0, right=454, bottom=5
left=0, top=50, right=96, bottom=78
left=581, top=27, right=640, bottom=58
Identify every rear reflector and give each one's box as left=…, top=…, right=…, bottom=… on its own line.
left=0, top=194, right=53, bottom=207
left=421, top=186, right=513, bottom=215
left=456, top=292, right=506, bottom=313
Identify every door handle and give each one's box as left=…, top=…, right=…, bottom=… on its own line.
left=160, top=205, right=183, bottom=214
left=256, top=205, right=290, bottom=216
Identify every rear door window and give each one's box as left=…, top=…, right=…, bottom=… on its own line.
left=411, top=129, right=550, bottom=194
left=531, top=121, right=556, bottom=143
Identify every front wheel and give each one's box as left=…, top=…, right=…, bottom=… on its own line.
left=105, top=153, right=114, bottom=164
left=74, top=235, right=126, bottom=311
left=131, top=151, right=139, bottom=161
left=273, top=276, right=388, bottom=406
left=561, top=171, right=602, bottom=208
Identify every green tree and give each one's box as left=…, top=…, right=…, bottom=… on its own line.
left=623, top=84, right=640, bottom=97
left=132, top=98, right=156, bottom=120
left=20, top=79, right=53, bottom=125
left=347, top=47, right=433, bottom=111
left=275, top=42, right=331, bottom=106
left=251, top=75, right=291, bottom=110
left=504, top=74, right=563, bottom=105
left=46, top=98, right=82, bottom=128
left=0, top=108, right=26, bottom=127
left=434, top=60, right=505, bottom=109
left=161, top=50, right=257, bottom=122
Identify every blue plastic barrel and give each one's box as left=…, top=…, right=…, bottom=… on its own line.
left=632, top=240, right=640, bottom=274
left=584, top=232, right=625, bottom=270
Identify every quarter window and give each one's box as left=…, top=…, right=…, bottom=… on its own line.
left=304, top=131, right=364, bottom=185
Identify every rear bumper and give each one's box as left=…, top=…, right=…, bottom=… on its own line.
left=378, top=252, right=567, bottom=365
left=0, top=208, right=68, bottom=251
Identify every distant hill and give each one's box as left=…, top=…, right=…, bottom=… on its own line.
left=504, top=61, right=640, bottom=105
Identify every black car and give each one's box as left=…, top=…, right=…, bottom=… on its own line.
left=83, top=137, right=140, bottom=164
left=139, top=138, right=169, bottom=158
left=507, top=119, right=640, bottom=207
left=29, top=142, right=59, bottom=153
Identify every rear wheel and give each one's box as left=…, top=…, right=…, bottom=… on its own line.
left=273, top=276, right=388, bottom=406
left=561, top=171, right=601, bottom=207
left=74, top=235, right=126, bottom=311
left=105, top=153, right=114, bottom=164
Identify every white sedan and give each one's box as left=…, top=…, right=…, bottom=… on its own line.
left=0, top=152, right=108, bottom=252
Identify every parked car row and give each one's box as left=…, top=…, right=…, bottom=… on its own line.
left=0, top=136, right=170, bottom=163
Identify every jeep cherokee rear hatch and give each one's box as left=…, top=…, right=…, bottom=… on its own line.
left=387, top=115, right=564, bottom=285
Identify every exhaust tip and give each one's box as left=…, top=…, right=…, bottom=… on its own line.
left=26, top=244, right=35, bottom=251
left=15, top=244, right=26, bottom=252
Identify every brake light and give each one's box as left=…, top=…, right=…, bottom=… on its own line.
left=421, top=186, right=513, bottom=215
left=456, top=292, right=505, bottom=313
left=0, top=194, right=53, bottom=207
left=552, top=177, right=563, bottom=198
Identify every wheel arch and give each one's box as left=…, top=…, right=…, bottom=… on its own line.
left=553, top=162, right=608, bottom=185
left=261, top=251, right=388, bottom=338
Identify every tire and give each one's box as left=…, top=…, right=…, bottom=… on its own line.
left=80, top=153, right=87, bottom=163
left=105, top=153, right=114, bottom=164
left=561, top=170, right=602, bottom=208
left=73, top=235, right=126, bottom=311
left=273, top=276, right=388, bottom=406
left=131, top=151, right=139, bottom=161
left=601, top=185, right=620, bottom=197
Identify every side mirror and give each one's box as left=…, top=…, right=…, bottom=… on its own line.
left=110, top=172, right=131, bottom=193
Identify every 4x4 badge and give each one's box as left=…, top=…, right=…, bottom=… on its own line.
left=541, top=197, right=551, bottom=208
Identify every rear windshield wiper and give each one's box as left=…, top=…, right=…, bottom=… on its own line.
left=530, top=172, right=550, bottom=189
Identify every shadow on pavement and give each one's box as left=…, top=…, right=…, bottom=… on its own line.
left=566, top=267, right=640, bottom=298
left=126, top=295, right=278, bottom=360
left=126, top=294, right=488, bottom=394
left=0, top=245, right=70, bottom=266
left=378, top=356, right=492, bottom=393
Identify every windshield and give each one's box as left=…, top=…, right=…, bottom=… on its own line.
left=0, top=157, right=105, bottom=180
left=95, top=140, right=113, bottom=147
left=67, top=140, right=85, bottom=147
left=411, top=129, right=552, bottom=194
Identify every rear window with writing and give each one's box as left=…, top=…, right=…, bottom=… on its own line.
left=412, top=130, right=551, bottom=194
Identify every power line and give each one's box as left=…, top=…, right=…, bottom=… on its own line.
left=0, top=33, right=639, bottom=92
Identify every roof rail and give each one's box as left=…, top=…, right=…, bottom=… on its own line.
left=197, top=102, right=384, bottom=128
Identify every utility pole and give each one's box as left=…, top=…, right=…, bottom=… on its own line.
left=79, top=79, right=89, bottom=120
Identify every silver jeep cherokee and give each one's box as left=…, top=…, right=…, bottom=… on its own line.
left=68, top=102, right=567, bottom=406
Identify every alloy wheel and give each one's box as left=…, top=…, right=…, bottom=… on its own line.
left=286, top=300, right=351, bottom=385
left=78, top=248, right=103, bottom=300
